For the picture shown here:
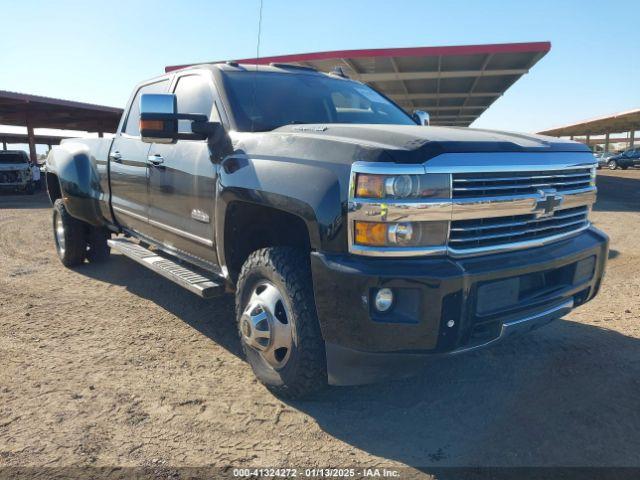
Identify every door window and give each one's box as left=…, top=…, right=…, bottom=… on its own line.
left=123, top=80, right=170, bottom=136
left=174, top=75, right=216, bottom=133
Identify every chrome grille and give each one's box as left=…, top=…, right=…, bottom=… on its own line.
left=452, top=168, right=593, bottom=198
left=449, top=206, right=590, bottom=250
left=348, top=155, right=597, bottom=258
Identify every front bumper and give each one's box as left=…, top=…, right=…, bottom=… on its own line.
left=311, top=226, right=608, bottom=385
left=0, top=170, right=30, bottom=187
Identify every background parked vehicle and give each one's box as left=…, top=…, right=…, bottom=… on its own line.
left=0, top=150, right=35, bottom=194
left=606, top=147, right=640, bottom=170
left=593, top=151, right=616, bottom=169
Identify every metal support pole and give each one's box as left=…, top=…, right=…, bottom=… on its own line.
left=605, top=132, right=610, bottom=152
left=98, top=132, right=104, bottom=138
left=630, top=130, right=635, bottom=149
left=26, top=120, right=37, bottom=164
left=570, top=135, right=574, bottom=140
left=585, top=134, right=590, bottom=149
left=2, top=140, right=6, bottom=150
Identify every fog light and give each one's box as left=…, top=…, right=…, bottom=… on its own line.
left=374, top=288, right=394, bottom=312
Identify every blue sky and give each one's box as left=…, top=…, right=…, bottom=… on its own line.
left=1, top=0, right=638, bottom=141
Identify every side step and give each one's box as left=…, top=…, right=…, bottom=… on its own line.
left=107, top=238, right=224, bottom=298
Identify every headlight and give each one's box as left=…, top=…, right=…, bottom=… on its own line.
left=355, top=173, right=449, bottom=199
left=349, top=165, right=451, bottom=255
left=385, top=175, right=414, bottom=198
left=354, top=220, right=448, bottom=247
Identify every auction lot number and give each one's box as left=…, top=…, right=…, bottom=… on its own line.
left=234, top=468, right=400, bottom=478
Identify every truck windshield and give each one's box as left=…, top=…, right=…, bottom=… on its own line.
left=223, top=71, right=416, bottom=132
left=0, top=153, right=27, bottom=164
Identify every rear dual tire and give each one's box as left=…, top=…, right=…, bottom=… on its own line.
left=86, top=227, right=111, bottom=263
left=52, top=199, right=110, bottom=267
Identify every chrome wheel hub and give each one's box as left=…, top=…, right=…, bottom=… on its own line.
left=54, top=212, right=66, bottom=254
left=241, top=282, right=293, bottom=369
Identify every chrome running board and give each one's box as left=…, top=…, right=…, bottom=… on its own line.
left=107, top=238, right=224, bottom=298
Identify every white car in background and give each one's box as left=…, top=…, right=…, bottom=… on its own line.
left=0, top=150, right=34, bottom=194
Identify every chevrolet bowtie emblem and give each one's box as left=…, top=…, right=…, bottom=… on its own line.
left=535, top=189, right=563, bottom=218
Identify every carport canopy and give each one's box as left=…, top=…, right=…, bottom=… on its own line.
left=166, top=41, right=551, bottom=127
left=0, top=90, right=123, bottom=162
left=538, top=109, right=640, bottom=151
left=0, top=132, right=69, bottom=149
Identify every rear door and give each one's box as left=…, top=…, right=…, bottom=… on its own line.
left=146, top=73, right=220, bottom=265
left=109, top=79, right=170, bottom=231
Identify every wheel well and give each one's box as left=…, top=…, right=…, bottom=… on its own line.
left=46, top=172, right=62, bottom=204
left=224, top=202, right=311, bottom=282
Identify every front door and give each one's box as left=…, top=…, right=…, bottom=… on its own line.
left=147, top=73, right=220, bottom=265
left=110, top=79, right=169, bottom=232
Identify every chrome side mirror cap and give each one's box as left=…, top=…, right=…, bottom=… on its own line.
left=140, top=94, right=178, bottom=144
left=139, top=93, right=220, bottom=144
left=413, top=110, right=430, bottom=126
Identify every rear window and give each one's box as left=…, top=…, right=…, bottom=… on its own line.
left=123, top=79, right=170, bottom=136
left=0, top=153, right=28, bottom=164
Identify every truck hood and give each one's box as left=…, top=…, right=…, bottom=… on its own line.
left=0, top=163, right=30, bottom=171
left=271, top=124, right=589, bottom=164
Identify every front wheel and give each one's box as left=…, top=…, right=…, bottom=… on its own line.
left=608, top=160, right=618, bottom=170
left=52, top=199, right=87, bottom=267
left=236, top=247, right=327, bottom=398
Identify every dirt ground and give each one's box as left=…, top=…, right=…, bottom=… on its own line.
left=0, top=169, right=639, bottom=478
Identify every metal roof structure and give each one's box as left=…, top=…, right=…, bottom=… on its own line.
left=0, top=90, right=123, bottom=162
left=0, top=90, right=122, bottom=133
left=166, top=41, right=551, bottom=126
left=538, top=109, right=640, bottom=137
left=0, top=131, right=70, bottom=148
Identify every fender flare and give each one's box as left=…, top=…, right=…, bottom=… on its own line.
left=46, top=142, right=105, bottom=226
left=215, top=154, right=347, bottom=274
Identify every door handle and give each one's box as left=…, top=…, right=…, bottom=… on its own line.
left=109, top=151, right=122, bottom=163
left=147, top=154, right=164, bottom=166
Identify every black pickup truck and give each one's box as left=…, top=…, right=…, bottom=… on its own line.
left=46, top=63, right=608, bottom=397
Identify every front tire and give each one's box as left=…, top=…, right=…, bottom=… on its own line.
left=52, top=199, right=87, bottom=267
left=236, top=247, right=327, bottom=398
left=608, top=160, right=618, bottom=170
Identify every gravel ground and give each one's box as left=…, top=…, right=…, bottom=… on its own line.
left=0, top=170, right=639, bottom=478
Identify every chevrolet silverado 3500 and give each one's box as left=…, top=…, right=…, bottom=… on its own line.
left=46, top=63, right=608, bottom=397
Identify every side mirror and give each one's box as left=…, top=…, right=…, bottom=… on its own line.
left=140, top=94, right=178, bottom=144
left=139, top=93, right=220, bottom=144
left=412, top=110, right=430, bottom=126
